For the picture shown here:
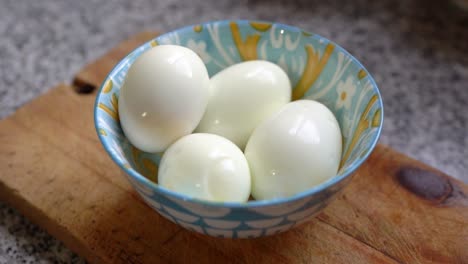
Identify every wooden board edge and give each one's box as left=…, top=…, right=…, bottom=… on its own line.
left=72, top=31, right=158, bottom=93
left=0, top=175, right=104, bottom=264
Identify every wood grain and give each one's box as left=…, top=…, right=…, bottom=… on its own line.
left=0, top=32, right=466, bottom=264
left=0, top=84, right=396, bottom=263
left=72, top=31, right=157, bottom=94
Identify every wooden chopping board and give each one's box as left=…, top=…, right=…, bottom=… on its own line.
left=0, top=32, right=467, bottom=264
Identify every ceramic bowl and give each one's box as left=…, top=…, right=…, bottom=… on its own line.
left=94, top=20, right=383, bottom=238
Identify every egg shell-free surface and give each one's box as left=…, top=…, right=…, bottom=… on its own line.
left=119, top=45, right=209, bottom=153
left=158, top=133, right=251, bottom=203
left=196, top=60, right=291, bottom=149
left=95, top=20, right=383, bottom=238
left=245, top=100, right=342, bottom=200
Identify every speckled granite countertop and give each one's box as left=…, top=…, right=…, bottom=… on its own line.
left=1, top=0, right=467, bottom=262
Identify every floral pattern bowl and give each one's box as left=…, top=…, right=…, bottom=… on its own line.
left=94, top=20, right=383, bottom=238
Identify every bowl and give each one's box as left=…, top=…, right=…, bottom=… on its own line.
left=94, top=20, right=383, bottom=238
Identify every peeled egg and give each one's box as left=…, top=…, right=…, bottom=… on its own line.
left=245, top=100, right=342, bottom=200
left=119, top=45, right=209, bottom=153
left=158, top=133, right=251, bottom=203
left=196, top=60, right=291, bottom=149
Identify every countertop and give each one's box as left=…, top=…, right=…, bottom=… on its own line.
left=1, top=0, right=467, bottom=263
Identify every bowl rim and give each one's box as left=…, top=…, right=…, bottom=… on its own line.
left=94, top=19, right=384, bottom=208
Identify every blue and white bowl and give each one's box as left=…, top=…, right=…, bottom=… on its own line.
left=94, top=20, right=383, bottom=238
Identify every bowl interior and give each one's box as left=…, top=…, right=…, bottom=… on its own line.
left=94, top=20, right=383, bottom=206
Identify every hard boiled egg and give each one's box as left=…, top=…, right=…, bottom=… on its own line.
left=158, top=133, right=251, bottom=203
left=245, top=100, right=342, bottom=200
left=196, top=60, right=291, bottom=150
left=119, top=45, right=209, bottom=153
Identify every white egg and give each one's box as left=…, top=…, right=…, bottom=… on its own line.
left=196, top=60, right=291, bottom=150
left=119, top=45, right=209, bottom=153
left=245, top=100, right=342, bottom=200
left=158, top=133, right=251, bottom=203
